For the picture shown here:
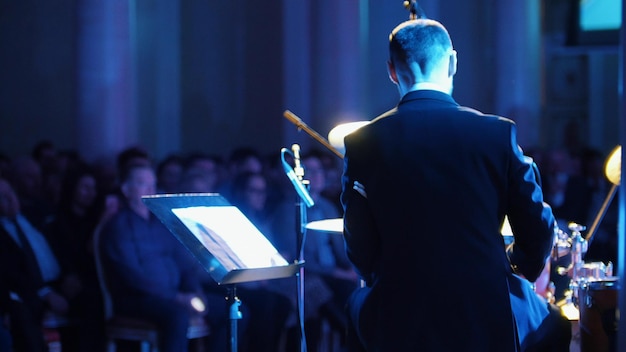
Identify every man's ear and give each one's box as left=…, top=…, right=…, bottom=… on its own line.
left=387, top=60, right=399, bottom=84
left=448, top=50, right=458, bottom=78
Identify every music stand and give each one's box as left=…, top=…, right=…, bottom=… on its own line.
left=142, top=193, right=302, bottom=352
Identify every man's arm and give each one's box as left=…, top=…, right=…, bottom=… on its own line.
left=506, top=124, right=556, bottom=282
left=341, top=134, right=380, bottom=286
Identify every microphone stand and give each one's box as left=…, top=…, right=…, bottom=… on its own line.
left=295, top=189, right=308, bottom=352
left=281, top=145, right=313, bottom=352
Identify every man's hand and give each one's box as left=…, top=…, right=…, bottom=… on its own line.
left=176, top=292, right=207, bottom=315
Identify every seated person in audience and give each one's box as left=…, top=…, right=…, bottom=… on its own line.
left=156, top=153, right=185, bottom=194
left=31, top=140, right=66, bottom=209
left=7, top=156, right=56, bottom=229
left=99, top=164, right=208, bottom=352
left=0, top=178, right=70, bottom=352
left=309, top=149, right=344, bottom=214
left=218, top=147, right=264, bottom=200
left=178, top=152, right=223, bottom=194
left=44, top=163, right=110, bottom=351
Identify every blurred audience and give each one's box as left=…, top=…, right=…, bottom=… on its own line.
left=7, top=139, right=616, bottom=351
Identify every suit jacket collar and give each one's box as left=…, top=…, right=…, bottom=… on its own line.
left=399, top=89, right=458, bottom=108
left=368, top=90, right=460, bottom=125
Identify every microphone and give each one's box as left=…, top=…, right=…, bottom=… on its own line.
left=281, top=147, right=315, bottom=208
left=292, top=144, right=304, bottom=179
left=404, top=0, right=427, bottom=19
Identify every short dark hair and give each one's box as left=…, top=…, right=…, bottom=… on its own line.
left=389, top=19, right=452, bottom=75
left=116, top=145, right=151, bottom=173
left=119, top=163, right=153, bottom=185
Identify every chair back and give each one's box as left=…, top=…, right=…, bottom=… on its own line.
left=92, top=226, right=114, bottom=320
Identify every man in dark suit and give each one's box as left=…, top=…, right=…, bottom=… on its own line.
left=341, top=19, right=558, bottom=351
left=0, top=178, right=69, bottom=351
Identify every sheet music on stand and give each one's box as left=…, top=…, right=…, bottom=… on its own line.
left=142, top=193, right=302, bottom=352
left=142, top=193, right=302, bottom=285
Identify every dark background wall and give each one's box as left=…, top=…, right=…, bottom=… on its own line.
left=0, top=0, right=78, bottom=156
left=0, top=0, right=620, bottom=163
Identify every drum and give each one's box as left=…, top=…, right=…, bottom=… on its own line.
left=578, top=277, right=619, bottom=352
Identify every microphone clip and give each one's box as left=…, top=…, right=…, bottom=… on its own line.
left=281, top=147, right=315, bottom=208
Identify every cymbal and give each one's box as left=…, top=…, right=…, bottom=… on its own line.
left=605, top=145, right=621, bottom=186
left=328, top=121, right=370, bottom=155
left=305, top=218, right=343, bottom=234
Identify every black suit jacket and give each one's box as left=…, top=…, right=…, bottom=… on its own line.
left=0, top=221, right=47, bottom=315
left=0, top=219, right=51, bottom=351
left=341, top=90, right=555, bottom=351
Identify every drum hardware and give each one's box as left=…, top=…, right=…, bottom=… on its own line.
left=553, top=222, right=614, bottom=305
left=570, top=223, right=587, bottom=275
left=552, top=227, right=573, bottom=261
left=554, top=223, right=587, bottom=279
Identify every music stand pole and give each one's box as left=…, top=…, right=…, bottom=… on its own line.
left=227, top=285, right=242, bottom=352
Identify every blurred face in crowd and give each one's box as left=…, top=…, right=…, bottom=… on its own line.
left=303, top=156, right=326, bottom=196
left=239, top=156, right=263, bottom=174
left=186, top=158, right=220, bottom=193
left=0, top=179, right=20, bottom=218
left=73, top=174, right=98, bottom=210
left=12, top=157, right=43, bottom=198
left=157, top=161, right=183, bottom=193
left=245, top=173, right=267, bottom=212
left=122, top=166, right=156, bottom=209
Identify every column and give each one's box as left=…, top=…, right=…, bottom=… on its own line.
left=76, top=0, right=135, bottom=163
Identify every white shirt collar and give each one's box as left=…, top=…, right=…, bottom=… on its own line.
left=411, top=82, right=449, bottom=93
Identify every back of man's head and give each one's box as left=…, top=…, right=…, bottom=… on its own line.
left=389, top=19, right=453, bottom=77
